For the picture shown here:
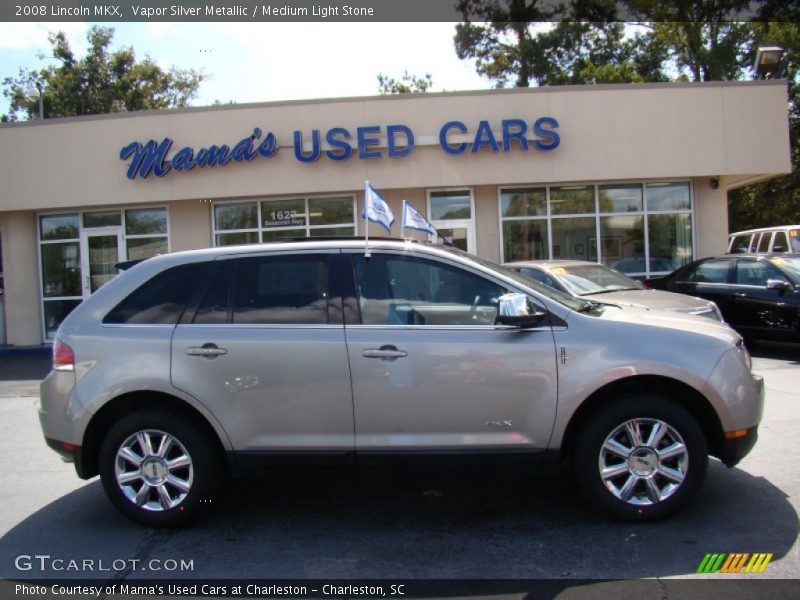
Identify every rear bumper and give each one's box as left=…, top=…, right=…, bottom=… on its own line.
left=44, top=437, right=92, bottom=479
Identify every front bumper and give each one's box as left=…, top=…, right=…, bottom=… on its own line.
left=718, top=426, right=759, bottom=467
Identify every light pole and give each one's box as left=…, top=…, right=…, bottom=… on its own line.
left=753, top=46, right=784, bottom=79
left=26, top=80, right=44, bottom=120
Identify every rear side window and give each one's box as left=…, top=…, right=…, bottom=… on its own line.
left=104, top=262, right=209, bottom=324
left=231, top=254, right=330, bottom=324
left=685, top=259, right=731, bottom=284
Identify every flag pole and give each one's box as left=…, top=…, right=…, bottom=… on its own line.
left=364, top=180, right=371, bottom=259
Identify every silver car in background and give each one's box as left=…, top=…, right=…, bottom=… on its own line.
left=40, top=240, right=762, bottom=526
left=505, top=260, right=723, bottom=321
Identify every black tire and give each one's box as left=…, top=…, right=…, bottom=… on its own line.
left=99, top=409, right=224, bottom=527
left=574, top=395, right=708, bottom=522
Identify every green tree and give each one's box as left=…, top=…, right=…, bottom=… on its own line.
left=377, top=71, right=433, bottom=94
left=453, top=0, right=800, bottom=232
left=728, top=21, right=800, bottom=230
left=2, top=26, right=203, bottom=122
left=454, top=1, right=666, bottom=87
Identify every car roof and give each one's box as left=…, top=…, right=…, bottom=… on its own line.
left=728, top=225, right=800, bottom=236
left=504, top=259, right=601, bottom=270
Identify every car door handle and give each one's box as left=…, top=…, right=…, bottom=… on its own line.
left=186, top=344, right=228, bottom=357
left=362, top=346, right=407, bottom=359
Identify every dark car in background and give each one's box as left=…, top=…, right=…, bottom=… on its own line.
left=646, top=254, right=800, bottom=342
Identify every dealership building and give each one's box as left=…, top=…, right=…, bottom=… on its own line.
left=0, top=80, right=791, bottom=346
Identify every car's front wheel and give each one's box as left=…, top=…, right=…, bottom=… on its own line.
left=99, top=409, right=223, bottom=527
left=574, top=395, right=708, bottom=521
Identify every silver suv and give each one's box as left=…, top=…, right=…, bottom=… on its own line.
left=39, top=239, right=763, bottom=526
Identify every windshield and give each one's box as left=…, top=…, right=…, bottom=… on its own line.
left=442, top=247, right=588, bottom=311
left=553, top=265, right=642, bottom=296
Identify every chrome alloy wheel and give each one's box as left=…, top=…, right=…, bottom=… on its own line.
left=114, top=429, right=194, bottom=512
left=598, top=418, right=688, bottom=506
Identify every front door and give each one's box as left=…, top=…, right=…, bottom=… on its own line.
left=80, top=228, right=123, bottom=296
left=343, top=250, right=559, bottom=458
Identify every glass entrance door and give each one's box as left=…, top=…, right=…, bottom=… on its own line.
left=434, top=223, right=475, bottom=253
left=81, top=228, right=123, bottom=296
left=428, top=189, right=476, bottom=254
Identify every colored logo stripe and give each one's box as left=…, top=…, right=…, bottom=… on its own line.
left=697, top=553, right=773, bottom=573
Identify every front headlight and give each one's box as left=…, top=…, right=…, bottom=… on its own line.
left=734, top=338, right=752, bottom=371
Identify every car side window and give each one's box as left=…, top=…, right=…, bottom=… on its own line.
left=104, top=262, right=209, bottom=325
left=729, top=235, right=752, bottom=254
left=735, top=260, right=788, bottom=287
left=772, top=232, right=789, bottom=253
left=194, top=267, right=231, bottom=324
left=757, top=233, right=772, bottom=253
left=684, top=259, right=731, bottom=284
left=230, top=254, right=330, bottom=324
left=352, top=254, right=506, bottom=326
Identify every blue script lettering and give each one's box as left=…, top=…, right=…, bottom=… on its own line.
left=120, top=128, right=279, bottom=180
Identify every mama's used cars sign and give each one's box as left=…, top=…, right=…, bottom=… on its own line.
left=119, top=117, right=560, bottom=181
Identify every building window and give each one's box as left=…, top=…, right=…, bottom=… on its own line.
left=500, top=188, right=548, bottom=260
left=213, top=195, right=356, bottom=246
left=38, top=207, right=170, bottom=340
left=499, top=181, right=693, bottom=277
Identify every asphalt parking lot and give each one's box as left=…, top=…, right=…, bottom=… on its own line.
left=0, top=343, right=798, bottom=586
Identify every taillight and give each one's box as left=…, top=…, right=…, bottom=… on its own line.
left=53, top=338, right=75, bottom=372
left=641, top=280, right=651, bottom=289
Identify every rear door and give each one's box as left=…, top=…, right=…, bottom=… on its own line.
left=670, top=258, right=735, bottom=317
left=342, top=249, right=559, bottom=459
left=170, top=250, right=354, bottom=462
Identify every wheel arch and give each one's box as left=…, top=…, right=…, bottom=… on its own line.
left=559, top=375, right=725, bottom=461
left=79, top=391, right=230, bottom=480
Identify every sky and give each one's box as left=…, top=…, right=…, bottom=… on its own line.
left=0, top=22, right=490, bottom=117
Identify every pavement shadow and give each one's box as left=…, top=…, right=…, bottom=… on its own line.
left=0, top=460, right=796, bottom=582
left=747, top=340, right=800, bottom=364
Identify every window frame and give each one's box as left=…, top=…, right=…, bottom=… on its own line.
left=497, top=179, right=695, bottom=279
left=211, top=194, right=358, bottom=246
left=36, top=205, right=171, bottom=342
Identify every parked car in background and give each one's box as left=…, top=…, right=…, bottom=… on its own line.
left=608, top=257, right=677, bottom=276
left=505, top=260, right=723, bottom=321
left=646, top=254, right=800, bottom=342
left=727, top=225, right=800, bottom=254
left=40, top=239, right=762, bottom=526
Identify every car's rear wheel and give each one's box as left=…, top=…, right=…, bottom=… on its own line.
left=574, top=395, right=707, bottom=521
left=99, top=409, right=223, bottom=526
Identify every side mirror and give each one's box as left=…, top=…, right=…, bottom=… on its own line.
left=497, top=293, right=546, bottom=328
left=766, top=279, right=791, bottom=291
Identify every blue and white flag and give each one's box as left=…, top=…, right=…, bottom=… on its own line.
left=362, top=181, right=394, bottom=233
left=401, top=200, right=437, bottom=237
